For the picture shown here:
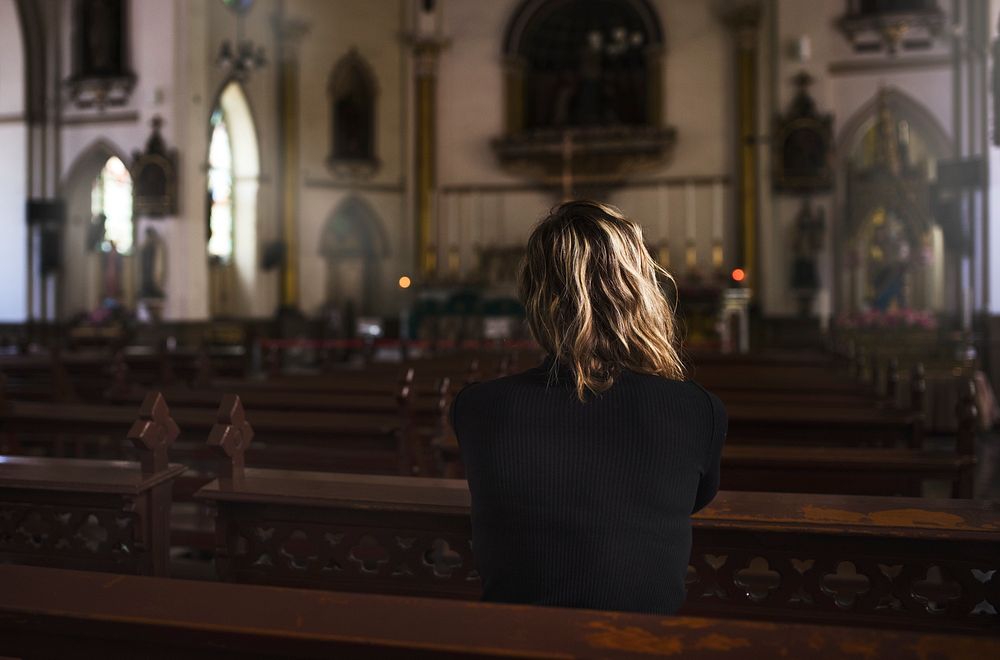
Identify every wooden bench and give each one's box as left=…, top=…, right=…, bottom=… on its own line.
left=0, top=393, right=184, bottom=576
left=434, top=376, right=974, bottom=496
left=193, top=435, right=1000, bottom=633
left=4, top=565, right=995, bottom=660
left=0, top=396, right=408, bottom=471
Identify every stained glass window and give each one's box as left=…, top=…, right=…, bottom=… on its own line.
left=207, top=109, right=234, bottom=262
left=91, top=156, right=134, bottom=254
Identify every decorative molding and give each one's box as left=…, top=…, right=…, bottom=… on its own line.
left=828, top=54, right=951, bottom=76
left=61, top=111, right=140, bottom=126
left=773, top=72, right=834, bottom=193
left=304, top=177, right=404, bottom=193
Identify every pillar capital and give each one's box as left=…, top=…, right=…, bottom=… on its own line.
left=406, top=34, right=450, bottom=77
left=272, top=16, right=309, bottom=53
left=715, top=1, right=762, bottom=48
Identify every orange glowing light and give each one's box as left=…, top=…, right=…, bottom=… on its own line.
left=398, top=276, right=412, bottom=289
left=731, top=268, right=746, bottom=283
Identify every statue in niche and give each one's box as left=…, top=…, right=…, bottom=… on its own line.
left=866, top=208, right=911, bottom=311
left=139, top=227, right=167, bottom=300
left=102, top=240, right=123, bottom=302
left=567, top=32, right=615, bottom=126
left=83, top=0, right=122, bottom=73
left=327, top=50, right=378, bottom=176
left=790, top=199, right=825, bottom=317
left=67, top=0, right=136, bottom=108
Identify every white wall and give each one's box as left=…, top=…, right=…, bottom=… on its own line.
left=293, top=0, right=409, bottom=316
left=0, top=0, right=28, bottom=321
left=436, top=0, right=733, bottom=249
left=763, top=0, right=955, bottom=320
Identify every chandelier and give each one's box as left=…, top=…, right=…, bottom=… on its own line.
left=584, top=26, right=645, bottom=57
left=216, top=0, right=267, bottom=81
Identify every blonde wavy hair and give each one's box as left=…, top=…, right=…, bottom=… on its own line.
left=518, top=200, right=686, bottom=400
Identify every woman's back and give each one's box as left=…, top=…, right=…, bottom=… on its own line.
left=452, top=359, right=726, bottom=614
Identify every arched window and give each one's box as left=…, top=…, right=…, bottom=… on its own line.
left=206, top=81, right=260, bottom=316
left=503, top=0, right=664, bottom=131
left=91, top=156, right=133, bottom=254
left=207, top=108, right=234, bottom=263
left=328, top=50, right=378, bottom=173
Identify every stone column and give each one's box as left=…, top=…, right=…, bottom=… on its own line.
left=412, top=37, right=446, bottom=280
left=273, top=13, right=308, bottom=314
left=720, top=3, right=762, bottom=298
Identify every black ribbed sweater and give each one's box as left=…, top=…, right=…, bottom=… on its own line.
left=450, top=358, right=727, bottom=615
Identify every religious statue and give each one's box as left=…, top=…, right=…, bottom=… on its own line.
left=139, top=227, right=167, bottom=300
left=866, top=209, right=911, bottom=311
left=102, top=240, right=123, bottom=302
left=790, top=199, right=825, bottom=317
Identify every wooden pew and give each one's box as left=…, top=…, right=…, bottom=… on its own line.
left=4, top=565, right=995, bottom=660
left=0, top=397, right=407, bottom=474
left=434, top=375, right=973, bottom=497
left=0, top=393, right=184, bottom=576
left=194, top=432, right=1000, bottom=634
left=0, top=352, right=74, bottom=402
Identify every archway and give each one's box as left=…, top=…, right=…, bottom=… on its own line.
left=327, top=49, right=378, bottom=174
left=835, top=88, right=952, bottom=317
left=207, top=80, right=260, bottom=318
left=0, top=0, right=28, bottom=321
left=502, top=0, right=665, bottom=130
left=320, top=196, right=389, bottom=320
left=60, top=140, right=135, bottom=318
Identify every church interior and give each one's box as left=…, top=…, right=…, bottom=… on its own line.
left=1, top=0, right=1000, bottom=656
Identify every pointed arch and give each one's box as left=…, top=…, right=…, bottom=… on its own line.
left=59, top=139, right=136, bottom=317
left=320, top=195, right=389, bottom=314
left=321, top=195, right=390, bottom=258
left=60, top=138, right=130, bottom=195
left=207, top=79, right=260, bottom=317
left=327, top=49, right=379, bottom=172
left=834, top=88, right=953, bottom=316
left=503, top=0, right=665, bottom=55
left=0, top=0, right=28, bottom=320
left=836, top=86, right=951, bottom=164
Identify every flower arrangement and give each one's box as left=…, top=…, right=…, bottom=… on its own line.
left=836, top=308, right=938, bottom=330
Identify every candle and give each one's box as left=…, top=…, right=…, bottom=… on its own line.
left=685, top=183, right=696, bottom=243
left=658, top=185, right=669, bottom=244
left=712, top=182, right=723, bottom=242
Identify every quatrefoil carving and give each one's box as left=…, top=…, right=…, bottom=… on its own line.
left=280, top=529, right=319, bottom=571
left=911, top=566, right=962, bottom=613
left=350, top=535, right=389, bottom=573
left=821, top=561, right=870, bottom=609
left=734, top=557, right=781, bottom=602
left=423, top=538, right=463, bottom=577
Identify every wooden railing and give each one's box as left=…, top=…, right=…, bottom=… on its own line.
left=2, top=564, right=996, bottom=659
left=195, top=452, right=1000, bottom=633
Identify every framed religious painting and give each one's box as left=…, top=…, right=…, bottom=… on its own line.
left=132, top=116, right=178, bottom=217
left=773, top=72, right=833, bottom=193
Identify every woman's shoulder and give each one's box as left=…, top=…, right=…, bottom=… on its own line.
left=626, top=372, right=727, bottom=419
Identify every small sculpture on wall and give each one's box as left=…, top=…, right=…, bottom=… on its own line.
left=790, top=198, right=825, bottom=317
left=139, top=227, right=167, bottom=300
left=773, top=72, right=833, bottom=193
left=66, top=0, right=137, bottom=109
left=132, top=116, right=179, bottom=217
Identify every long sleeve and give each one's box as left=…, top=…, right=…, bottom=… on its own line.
left=693, top=390, right=727, bottom=513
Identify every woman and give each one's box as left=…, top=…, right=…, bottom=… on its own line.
left=450, top=200, right=726, bottom=615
